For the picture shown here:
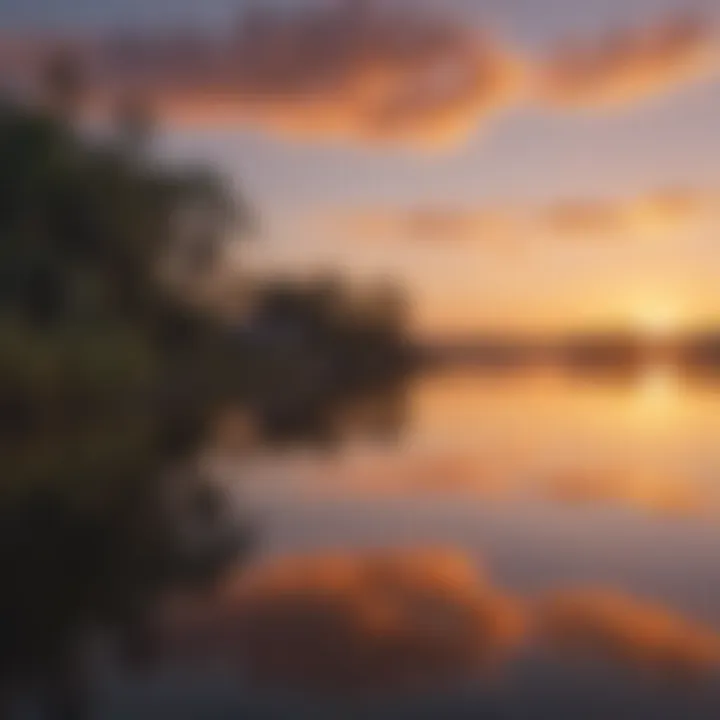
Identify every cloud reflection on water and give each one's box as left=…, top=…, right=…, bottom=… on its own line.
left=159, top=547, right=720, bottom=696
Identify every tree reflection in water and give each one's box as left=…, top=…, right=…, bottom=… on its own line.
left=0, top=381, right=409, bottom=719
left=0, top=407, right=251, bottom=719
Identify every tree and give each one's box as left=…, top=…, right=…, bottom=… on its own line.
left=0, top=100, right=251, bottom=718
left=0, top=99, right=249, bottom=426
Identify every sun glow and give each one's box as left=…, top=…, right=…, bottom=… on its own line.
left=632, top=303, right=681, bottom=340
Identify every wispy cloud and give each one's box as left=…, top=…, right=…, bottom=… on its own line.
left=541, top=189, right=719, bottom=238
left=320, top=206, right=516, bottom=245
left=316, top=189, right=718, bottom=246
left=538, top=16, right=720, bottom=109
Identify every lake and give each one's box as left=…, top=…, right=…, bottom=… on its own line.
left=98, top=366, right=720, bottom=719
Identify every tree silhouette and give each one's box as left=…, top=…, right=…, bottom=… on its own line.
left=0, top=100, right=252, bottom=718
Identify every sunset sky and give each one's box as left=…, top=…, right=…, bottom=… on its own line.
left=2, top=0, right=720, bottom=337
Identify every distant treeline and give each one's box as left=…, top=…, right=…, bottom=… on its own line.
left=421, top=331, right=720, bottom=376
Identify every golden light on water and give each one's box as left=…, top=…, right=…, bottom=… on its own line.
left=636, top=363, right=681, bottom=414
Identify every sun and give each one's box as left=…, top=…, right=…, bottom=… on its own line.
left=632, top=303, right=680, bottom=339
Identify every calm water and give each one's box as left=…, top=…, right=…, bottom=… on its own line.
left=104, top=367, right=720, bottom=718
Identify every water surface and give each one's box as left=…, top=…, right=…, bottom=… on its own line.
left=110, top=367, right=720, bottom=718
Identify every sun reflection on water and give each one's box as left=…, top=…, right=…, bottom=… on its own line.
left=635, top=363, right=681, bottom=414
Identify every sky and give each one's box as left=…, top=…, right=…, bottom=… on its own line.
left=2, top=0, right=720, bottom=337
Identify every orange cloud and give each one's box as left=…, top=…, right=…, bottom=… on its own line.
left=320, top=188, right=717, bottom=245
left=533, top=188, right=720, bottom=240
left=2, top=12, right=717, bottom=147
left=160, top=548, right=525, bottom=692
left=539, top=16, right=720, bottom=108
left=25, top=4, right=520, bottom=149
left=322, top=206, right=516, bottom=244
left=541, top=200, right=628, bottom=237
left=540, top=588, right=720, bottom=677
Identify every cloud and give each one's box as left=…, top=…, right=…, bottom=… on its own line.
left=539, top=16, right=720, bottom=108
left=160, top=548, right=525, bottom=692
left=321, top=206, right=516, bottom=245
left=540, top=189, right=717, bottom=238
left=539, top=588, right=720, bottom=677
left=3, top=9, right=717, bottom=148
left=40, top=3, right=520, bottom=149
left=318, top=188, right=717, bottom=246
